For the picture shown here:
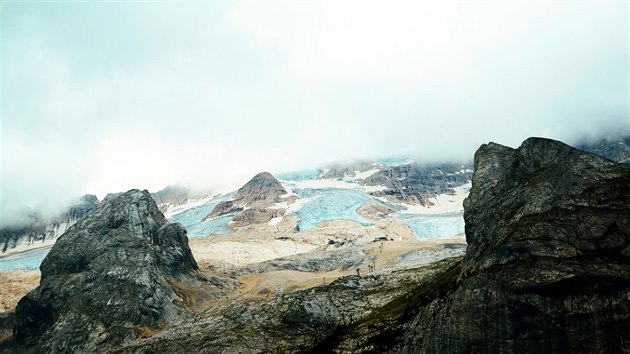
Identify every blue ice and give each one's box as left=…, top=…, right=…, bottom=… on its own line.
left=292, top=188, right=375, bottom=230
left=397, top=212, right=465, bottom=239
left=167, top=194, right=235, bottom=238
left=276, top=168, right=324, bottom=181
left=374, top=156, right=413, bottom=166
left=0, top=247, right=50, bottom=271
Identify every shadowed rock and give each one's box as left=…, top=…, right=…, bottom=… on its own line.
left=308, top=137, right=630, bottom=353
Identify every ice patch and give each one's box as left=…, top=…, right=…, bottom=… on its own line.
left=291, top=188, right=373, bottom=230
left=269, top=216, right=283, bottom=226
left=275, top=168, right=324, bottom=181
left=397, top=182, right=471, bottom=215
left=353, top=168, right=380, bottom=180
left=167, top=193, right=236, bottom=237
left=163, top=194, right=215, bottom=219
left=0, top=247, right=50, bottom=271
left=397, top=212, right=465, bottom=239
left=362, top=184, right=388, bottom=193
left=283, top=178, right=361, bottom=190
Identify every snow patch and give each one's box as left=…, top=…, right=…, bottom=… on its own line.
left=362, top=184, right=388, bottom=193
left=163, top=194, right=215, bottom=219
left=269, top=217, right=283, bottom=226
left=354, top=168, right=380, bottom=180
left=397, top=182, right=471, bottom=215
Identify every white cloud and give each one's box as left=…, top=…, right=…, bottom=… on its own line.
left=1, top=1, right=627, bottom=226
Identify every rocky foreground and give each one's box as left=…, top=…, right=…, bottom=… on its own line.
left=2, top=137, right=629, bottom=353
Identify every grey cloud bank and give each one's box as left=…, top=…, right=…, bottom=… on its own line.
left=1, top=1, right=628, bottom=226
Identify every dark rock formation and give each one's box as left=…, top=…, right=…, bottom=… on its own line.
left=150, top=185, right=205, bottom=214
left=315, top=137, right=630, bottom=352
left=364, top=163, right=472, bottom=205
left=206, top=172, right=293, bottom=226
left=12, top=190, right=207, bottom=352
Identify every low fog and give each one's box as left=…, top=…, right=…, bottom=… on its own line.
left=2, top=1, right=628, bottom=227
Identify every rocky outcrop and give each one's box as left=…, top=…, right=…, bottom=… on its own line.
left=206, top=172, right=293, bottom=226
left=231, top=208, right=285, bottom=228
left=12, top=190, right=210, bottom=352
left=315, top=137, right=630, bottom=352
left=356, top=200, right=398, bottom=220
left=364, top=163, right=472, bottom=205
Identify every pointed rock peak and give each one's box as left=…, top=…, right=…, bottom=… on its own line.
left=14, top=188, right=200, bottom=351
left=206, top=172, right=289, bottom=221
left=234, top=172, right=286, bottom=201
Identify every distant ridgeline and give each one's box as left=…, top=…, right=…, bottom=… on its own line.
left=0, top=195, right=100, bottom=253
left=1, top=134, right=628, bottom=254
left=0, top=187, right=196, bottom=254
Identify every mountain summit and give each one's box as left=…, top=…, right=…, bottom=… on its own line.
left=206, top=172, right=293, bottom=227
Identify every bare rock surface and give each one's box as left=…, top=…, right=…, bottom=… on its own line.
left=12, top=190, right=220, bottom=352
left=317, top=137, right=630, bottom=353
left=206, top=172, right=293, bottom=226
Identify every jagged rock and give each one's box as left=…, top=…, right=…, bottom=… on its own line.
left=12, top=190, right=207, bottom=352
left=317, top=137, right=630, bottom=352
left=205, top=172, right=291, bottom=226
left=363, top=163, right=472, bottom=205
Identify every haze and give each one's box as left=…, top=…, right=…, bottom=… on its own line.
left=1, top=1, right=628, bottom=226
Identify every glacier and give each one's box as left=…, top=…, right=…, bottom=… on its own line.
left=167, top=196, right=233, bottom=238
left=0, top=248, right=50, bottom=271
left=396, top=212, right=465, bottom=238
left=291, top=188, right=375, bottom=230
left=276, top=169, right=324, bottom=181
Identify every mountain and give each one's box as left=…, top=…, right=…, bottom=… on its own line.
left=205, top=172, right=295, bottom=227
left=0, top=195, right=100, bottom=253
left=12, top=190, right=232, bottom=352
left=314, top=137, right=630, bottom=352
left=1, top=134, right=627, bottom=267
left=4, top=136, right=629, bottom=352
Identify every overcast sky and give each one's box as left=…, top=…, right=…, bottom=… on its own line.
left=1, top=1, right=628, bottom=226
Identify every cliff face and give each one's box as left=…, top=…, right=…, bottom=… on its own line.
left=12, top=190, right=206, bottom=352
left=399, top=138, right=630, bottom=353
left=319, top=137, right=630, bottom=352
